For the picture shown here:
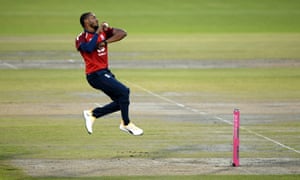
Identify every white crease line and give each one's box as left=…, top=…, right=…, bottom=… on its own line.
left=241, top=127, right=300, bottom=154
left=126, top=80, right=300, bottom=154
left=215, top=116, right=233, bottom=125
left=2, top=62, right=18, bottom=69
left=126, top=81, right=185, bottom=108
left=199, top=112, right=208, bottom=115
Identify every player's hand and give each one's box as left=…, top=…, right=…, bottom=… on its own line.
left=101, top=22, right=110, bottom=31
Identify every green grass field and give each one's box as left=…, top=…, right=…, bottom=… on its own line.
left=1, top=0, right=300, bottom=60
left=1, top=0, right=300, bottom=35
left=0, top=0, right=300, bottom=179
left=1, top=69, right=300, bottom=179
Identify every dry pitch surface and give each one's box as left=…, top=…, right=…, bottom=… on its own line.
left=1, top=59, right=300, bottom=177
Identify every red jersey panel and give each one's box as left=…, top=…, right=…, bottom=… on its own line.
left=76, top=28, right=113, bottom=74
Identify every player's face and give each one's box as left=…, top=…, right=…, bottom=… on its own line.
left=87, top=14, right=99, bottom=29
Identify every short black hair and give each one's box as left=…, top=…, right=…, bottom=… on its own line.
left=80, top=12, right=92, bottom=27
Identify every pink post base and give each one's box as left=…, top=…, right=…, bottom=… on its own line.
left=232, top=109, right=240, bottom=167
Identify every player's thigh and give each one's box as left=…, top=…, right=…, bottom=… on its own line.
left=102, top=74, right=129, bottom=97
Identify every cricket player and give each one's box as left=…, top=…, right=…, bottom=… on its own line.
left=75, top=12, right=143, bottom=136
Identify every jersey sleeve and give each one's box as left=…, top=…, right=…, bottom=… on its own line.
left=75, top=33, right=85, bottom=51
left=76, top=32, right=99, bottom=53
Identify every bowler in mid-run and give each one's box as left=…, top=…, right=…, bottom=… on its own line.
left=75, top=12, right=143, bottom=136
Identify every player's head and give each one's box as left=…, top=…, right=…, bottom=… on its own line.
left=80, top=12, right=99, bottom=31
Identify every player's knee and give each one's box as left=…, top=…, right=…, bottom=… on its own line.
left=122, top=87, right=130, bottom=99
left=120, top=87, right=130, bottom=103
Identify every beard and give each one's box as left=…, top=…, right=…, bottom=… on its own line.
left=93, top=25, right=99, bottom=31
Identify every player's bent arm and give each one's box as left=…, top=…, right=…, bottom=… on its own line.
left=106, top=28, right=127, bottom=44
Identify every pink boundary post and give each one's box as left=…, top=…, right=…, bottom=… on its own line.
left=232, top=108, right=240, bottom=167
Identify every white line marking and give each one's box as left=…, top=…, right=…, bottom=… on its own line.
left=191, top=108, right=199, bottom=113
left=215, top=116, right=232, bottom=125
left=126, top=81, right=185, bottom=108
left=2, top=63, right=18, bottom=69
left=126, top=80, right=300, bottom=154
left=241, top=127, right=300, bottom=154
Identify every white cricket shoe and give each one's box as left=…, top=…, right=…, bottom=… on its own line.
left=83, top=110, right=96, bottom=134
left=120, top=122, right=143, bottom=136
